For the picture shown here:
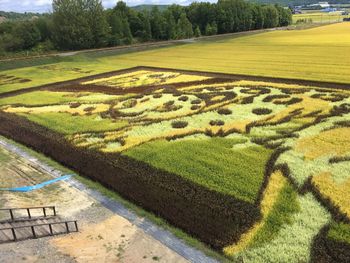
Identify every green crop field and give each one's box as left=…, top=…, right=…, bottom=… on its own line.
left=1, top=66, right=349, bottom=262
left=1, top=22, right=350, bottom=97
left=293, top=11, right=350, bottom=24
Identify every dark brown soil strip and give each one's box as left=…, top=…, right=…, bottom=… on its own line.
left=46, top=77, right=230, bottom=96
left=311, top=224, right=350, bottom=263
left=0, top=111, right=261, bottom=250
left=1, top=66, right=349, bottom=99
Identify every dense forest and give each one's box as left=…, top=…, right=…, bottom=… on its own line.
left=0, top=0, right=292, bottom=55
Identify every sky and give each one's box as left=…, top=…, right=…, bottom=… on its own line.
left=0, top=0, right=208, bottom=13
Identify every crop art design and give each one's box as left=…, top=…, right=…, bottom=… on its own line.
left=1, top=67, right=349, bottom=261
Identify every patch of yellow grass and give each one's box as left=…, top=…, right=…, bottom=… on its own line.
left=82, top=70, right=210, bottom=89
left=296, top=127, right=350, bottom=160
left=4, top=103, right=110, bottom=115
left=223, top=170, right=286, bottom=256
left=312, top=172, right=350, bottom=219
left=266, top=94, right=331, bottom=124
left=211, top=95, right=226, bottom=101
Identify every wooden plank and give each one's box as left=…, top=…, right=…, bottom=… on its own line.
left=0, top=220, right=78, bottom=243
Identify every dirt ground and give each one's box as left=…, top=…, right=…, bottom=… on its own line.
left=0, top=146, right=188, bottom=263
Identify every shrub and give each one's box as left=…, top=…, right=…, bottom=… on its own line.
left=171, top=120, right=188, bottom=129
left=191, top=99, right=202, bottom=105
left=191, top=105, right=201, bottom=110
left=241, top=96, right=255, bottom=104
left=69, top=102, right=81, bottom=108
left=252, top=108, right=273, bottom=115
left=84, top=106, right=95, bottom=112
left=164, top=100, right=175, bottom=106
left=123, top=99, right=137, bottom=108
left=218, top=108, right=232, bottom=115
left=178, top=95, right=189, bottom=102
left=153, top=93, right=162, bottom=99
left=210, top=120, right=225, bottom=126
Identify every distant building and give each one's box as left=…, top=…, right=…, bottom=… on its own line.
left=318, top=2, right=330, bottom=8
left=0, top=16, right=6, bottom=23
left=308, top=2, right=330, bottom=9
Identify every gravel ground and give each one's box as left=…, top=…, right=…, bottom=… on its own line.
left=0, top=139, right=217, bottom=263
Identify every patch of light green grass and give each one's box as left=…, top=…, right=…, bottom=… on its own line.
left=233, top=193, right=330, bottom=262
left=328, top=221, right=350, bottom=245
left=248, top=182, right=300, bottom=248
left=0, top=91, right=121, bottom=106
left=21, top=112, right=128, bottom=134
left=123, top=137, right=273, bottom=203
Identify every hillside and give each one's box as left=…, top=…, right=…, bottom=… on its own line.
left=0, top=11, right=43, bottom=21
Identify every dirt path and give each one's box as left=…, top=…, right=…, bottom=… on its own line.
left=0, top=138, right=218, bottom=263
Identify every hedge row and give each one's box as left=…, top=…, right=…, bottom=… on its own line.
left=311, top=224, right=350, bottom=262
left=0, top=111, right=261, bottom=249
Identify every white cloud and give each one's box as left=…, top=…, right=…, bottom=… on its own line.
left=0, top=0, right=217, bottom=13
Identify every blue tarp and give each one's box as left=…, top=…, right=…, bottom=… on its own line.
left=0, top=175, right=73, bottom=192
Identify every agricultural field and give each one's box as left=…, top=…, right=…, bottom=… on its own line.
left=1, top=22, right=350, bottom=97
left=0, top=67, right=349, bottom=262
left=293, top=11, right=350, bottom=24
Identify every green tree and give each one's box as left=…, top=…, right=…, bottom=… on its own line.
left=187, top=2, right=216, bottom=33
left=86, top=0, right=110, bottom=47
left=122, top=18, right=132, bottom=44
left=130, top=11, right=152, bottom=41
left=108, top=12, right=124, bottom=45
left=251, top=4, right=264, bottom=29
left=52, top=0, right=93, bottom=50
left=275, top=4, right=292, bottom=26
left=194, top=26, right=201, bottom=37
left=177, top=12, right=193, bottom=39
left=14, top=22, right=41, bottom=49
left=263, top=5, right=279, bottom=28
left=163, top=10, right=177, bottom=40
left=150, top=7, right=165, bottom=40
left=34, top=17, right=51, bottom=41
left=205, top=22, right=218, bottom=35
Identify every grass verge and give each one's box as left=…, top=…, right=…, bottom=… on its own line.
left=0, top=135, right=230, bottom=262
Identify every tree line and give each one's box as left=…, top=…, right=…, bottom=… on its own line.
left=0, top=0, right=292, bottom=54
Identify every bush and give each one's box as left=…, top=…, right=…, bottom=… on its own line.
left=84, top=106, right=95, bottom=112
left=191, top=99, right=202, bottom=104
left=69, top=102, right=81, bottom=108
left=210, top=120, right=225, bottom=126
left=218, top=108, right=232, bottom=115
left=252, top=108, right=272, bottom=115
left=153, top=93, right=162, bottom=98
left=178, top=95, right=189, bottom=102
left=191, top=105, right=201, bottom=110
left=171, top=120, right=188, bottom=129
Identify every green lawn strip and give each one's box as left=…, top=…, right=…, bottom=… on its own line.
left=328, top=221, right=350, bottom=245
left=124, top=138, right=273, bottom=203
left=248, top=182, right=300, bottom=248
left=0, top=91, right=122, bottom=106
left=21, top=112, right=128, bottom=134
left=0, top=57, right=130, bottom=94
left=0, top=91, right=76, bottom=106
left=0, top=147, right=11, bottom=163
left=0, top=135, right=229, bottom=262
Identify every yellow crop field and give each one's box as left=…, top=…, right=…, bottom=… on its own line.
left=1, top=23, right=350, bottom=96
left=293, top=12, right=349, bottom=24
